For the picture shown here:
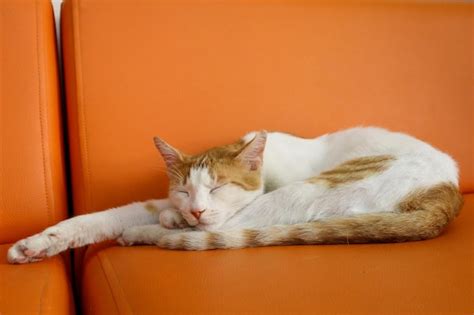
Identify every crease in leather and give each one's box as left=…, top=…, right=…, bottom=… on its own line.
left=34, top=5, right=56, bottom=313
left=97, top=251, right=134, bottom=315
left=35, top=0, right=52, bottom=226
left=72, top=0, right=93, bottom=212
left=0, top=0, right=5, bottom=216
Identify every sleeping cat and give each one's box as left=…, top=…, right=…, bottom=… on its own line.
left=7, top=127, right=463, bottom=263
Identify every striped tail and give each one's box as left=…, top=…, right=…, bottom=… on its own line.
left=158, top=183, right=463, bottom=250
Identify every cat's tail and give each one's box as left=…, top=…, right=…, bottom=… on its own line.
left=158, top=183, right=463, bottom=250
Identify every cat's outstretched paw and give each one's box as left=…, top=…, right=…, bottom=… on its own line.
left=7, top=240, right=44, bottom=264
left=7, top=226, right=70, bottom=264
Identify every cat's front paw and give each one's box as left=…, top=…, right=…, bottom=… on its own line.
left=116, top=227, right=140, bottom=246
left=159, top=208, right=188, bottom=229
left=7, top=226, right=71, bottom=264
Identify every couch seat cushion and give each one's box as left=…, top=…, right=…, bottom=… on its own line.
left=81, top=194, right=473, bottom=314
left=0, top=244, right=74, bottom=315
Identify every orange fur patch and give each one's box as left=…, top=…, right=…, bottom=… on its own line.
left=398, top=182, right=463, bottom=218
left=307, top=155, right=395, bottom=187
left=144, top=202, right=159, bottom=213
left=213, top=162, right=262, bottom=191
left=168, top=139, right=262, bottom=191
left=206, top=232, right=225, bottom=249
left=243, top=229, right=260, bottom=247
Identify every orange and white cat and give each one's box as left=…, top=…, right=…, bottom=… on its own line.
left=8, top=127, right=463, bottom=263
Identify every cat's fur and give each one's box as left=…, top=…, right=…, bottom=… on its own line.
left=7, top=127, right=463, bottom=263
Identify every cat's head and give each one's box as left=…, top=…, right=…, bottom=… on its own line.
left=154, top=132, right=266, bottom=229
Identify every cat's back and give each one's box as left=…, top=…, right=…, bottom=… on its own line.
left=318, top=127, right=457, bottom=182
left=243, top=127, right=458, bottom=190
left=324, top=127, right=454, bottom=164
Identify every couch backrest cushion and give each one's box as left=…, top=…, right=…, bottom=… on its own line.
left=0, top=0, right=68, bottom=242
left=61, top=0, right=473, bottom=214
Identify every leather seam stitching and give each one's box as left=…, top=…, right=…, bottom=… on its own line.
left=36, top=0, right=52, bottom=225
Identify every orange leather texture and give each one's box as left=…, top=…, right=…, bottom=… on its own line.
left=62, top=0, right=473, bottom=219
left=0, top=244, right=74, bottom=315
left=0, top=1, right=74, bottom=314
left=82, top=194, right=473, bottom=314
left=0, top=0, right=68, bottom=243
left=59, top=0, right=473, bottom=313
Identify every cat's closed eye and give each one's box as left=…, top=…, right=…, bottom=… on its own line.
left=177, top=190, right=189, bottom=197
left=210, top=184, right=227, bottom=194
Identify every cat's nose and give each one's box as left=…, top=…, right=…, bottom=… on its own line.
left=191, top=209, right=205, bottom=220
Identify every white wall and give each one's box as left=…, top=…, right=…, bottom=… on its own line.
left=51, top=0, right=62, bottom=42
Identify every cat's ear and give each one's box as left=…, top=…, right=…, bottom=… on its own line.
left=236, top=131, right=267, bottom=171
left=153, top=137, right=183, bottom=169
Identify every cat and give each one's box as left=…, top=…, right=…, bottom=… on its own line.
left=7, top=127, right=463, bottom=263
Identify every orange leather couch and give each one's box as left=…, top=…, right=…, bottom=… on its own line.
left=1, top=0, right=473, bottom=314
left=0, top=0, right=74, bottom=314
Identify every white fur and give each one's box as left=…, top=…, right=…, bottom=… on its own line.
left=7, top=199, right=170, bottom=263
left=7, top=127, right=459, bottom=262
left=220, top=127, right=458, bottom=230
